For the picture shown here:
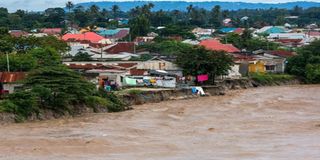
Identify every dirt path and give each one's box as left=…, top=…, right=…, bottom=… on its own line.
left=1, top=85, right=320, bottom=160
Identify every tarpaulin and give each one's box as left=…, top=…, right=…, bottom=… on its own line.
left=197, top=74, right=208, bottom=82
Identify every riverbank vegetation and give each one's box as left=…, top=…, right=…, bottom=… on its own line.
left=0, top=31, right=125, bottom=122
left=286, top=40, right=320, bottom=84
left=250, top=73, right=296, bottom=85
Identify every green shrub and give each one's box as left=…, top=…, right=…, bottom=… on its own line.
left=306, top=64, right=320, bottom=84
left=250, top=73, right=295, bottom=85
left=85, top=96, right=109, bottom=112
left=98, top=90, right=126, bottom=112
left=127, top=89, right=143, bottom=95
left=0, top=91, right=39, bottom=122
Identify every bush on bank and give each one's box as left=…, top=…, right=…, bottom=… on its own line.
left=0, top=66, right=125, bottom=122
left=250, top=73, right=296, bottom=85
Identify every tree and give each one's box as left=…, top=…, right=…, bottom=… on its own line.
left=286, top=40, right=320, bottom=83
left=0, top=53, right=37, bottom=72
left=111, top=5, right=120, bottom=18
left=186, top=5, right=193, bottom=14
left=28, top=47, right=61, bottom=67
left=72, top=51, right=92, bottom=61
left=175, top=46, right=233, bottom=84
left=66, top=1, right=75, bottom=27
left=129, top=15, right=150, bottom=38
left=140, top=40, right=193, bottom=56
left=44, top=8, right=65, bottom=28
left=66, top=1, right=74, bottom=13
left=211, top=5, right=222, bottom=28
left=90, top=5, right=100, bottom=15
left=0, top=39, right=14, bottom=54
left=24, top=65, right=96, bottom=110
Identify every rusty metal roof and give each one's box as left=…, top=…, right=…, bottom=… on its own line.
left=0, top=72, right=27, bottom=83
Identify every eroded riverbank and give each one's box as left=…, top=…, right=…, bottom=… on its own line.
left=1, top=85, right=320, bottom=160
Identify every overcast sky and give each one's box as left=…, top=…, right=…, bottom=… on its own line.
left=1, top=0, right=320, bottom=12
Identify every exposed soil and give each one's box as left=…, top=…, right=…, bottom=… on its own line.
left=1, top=85, right=320, bottom=160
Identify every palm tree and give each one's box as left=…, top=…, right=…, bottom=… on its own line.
left=222, top=10, right=229, bottom=19
left=65, top=1, right=74, bottom=28
left=186, top=5, right=193, bottom=14
left=172, top=9, right=180, bottom=24
left=90, top=5, right=100, bottom=15
left=111, top=5, right=119, bottom=18
left=66, top=1, right=74, bottom=13
left=147, top=3, right=154, bottom=9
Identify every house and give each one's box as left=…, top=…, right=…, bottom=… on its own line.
left=118, top=18, right=129, bottom=25
left=65, top=62, right=138, bottom=87
left=305, top=31, right=320, bottom=43
left=218, top=64, right=242, bottom=79
left=90, top=52, right=139, bottom=61
left=104, top=42, right=135, bottom=54
left=220, top=27, right=237, bottom=33
left=256, top=26, right=287, bottom=34
left=268, top=33, right=306, bottom=40
left=268, top=50, right=295, bottom=58
left=253, top=53, right=286, bottom=73
left=182, top=39, right=200, bottom=45
left=29, top=33, right=48, bottom=37
left=39, top=28, right=62, bottom=35
left=136, top=57, right=183, bottom=77
left=275, top=39, right=303, bottom=47
left=134, top=36, right=155, bottom=45
left=62, top=32, right=111, bottom=44
left=9, top=30, right=28, bottom=37
left=0, top=72, right=27, bottom=93
left=192, top=27, right=215, bottom=38
left=223, top=18, right=232, bottom=26
left=67, top=44, right=140, bottom=61
left=248, top=60, right=266, bottom=73
left=199, top=39, right=240, bottom=53
left=219, top=28, right=243, bottom=34
left=97, top=28, right=130, bottom=40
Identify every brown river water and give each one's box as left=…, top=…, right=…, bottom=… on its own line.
left=1, top=85, right=320, bottom=160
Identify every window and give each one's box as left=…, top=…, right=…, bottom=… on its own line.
left=266, top=65, right=275, bottom=71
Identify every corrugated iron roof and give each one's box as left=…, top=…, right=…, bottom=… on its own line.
left=130, top=69, right=147, bottom=76
left=105, top=42, right=135, bottom=54
left=269, top=50, right=295, bottom=58
left=0, top=72, right=27, bottom=83
left=40, top=28, right=62, bottom=35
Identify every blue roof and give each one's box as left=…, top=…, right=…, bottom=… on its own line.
left=119, top=19, right=129, bottom=25
left=220, top=28, right=237, bottom=33
left=97, top=29, right=120, bottom=36
left=266, top=27, right=286, bottom=34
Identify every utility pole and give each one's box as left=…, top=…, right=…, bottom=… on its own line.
left=100, top=44, right=103, bottom=61
left=6, top=52, right=10, bottom=72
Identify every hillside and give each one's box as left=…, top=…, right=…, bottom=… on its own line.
left=75, top=1, right=320, bottom=11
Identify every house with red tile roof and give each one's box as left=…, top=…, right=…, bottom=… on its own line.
left=40, top=28, right=62, bottom=35
left=9, top=30, right=28, bottom=37
left=62, top=32, right=111, bottom=44
left=104, top=42, right=135, bottom=54
left=0, top=72, right=27, bottom=93
left=199, top=39, right=240, bottom=53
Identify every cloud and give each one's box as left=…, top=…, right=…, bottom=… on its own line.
left=1, top=0, right=320, bottom=12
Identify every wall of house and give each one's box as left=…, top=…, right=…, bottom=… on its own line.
left=249, top=61, right=266, bottom=73
left=3, top=84, right=22, bottom=93
left=137, top=60, right=180, bottom=70
left=227, top=65, right=242, bottom=78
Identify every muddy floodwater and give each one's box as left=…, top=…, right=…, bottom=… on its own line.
left=1, top=85, right=320, bottom=160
